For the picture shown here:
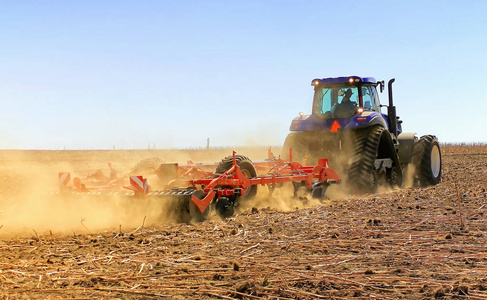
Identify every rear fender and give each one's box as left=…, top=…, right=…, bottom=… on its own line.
left=365, top=114, right=388, bottom=129
left=397, top=132, right=417, bottom=164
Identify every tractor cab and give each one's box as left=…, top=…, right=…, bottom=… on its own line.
left=289, top=76, right=401, bottom=136
left=311, top=76, right=381, bottom=119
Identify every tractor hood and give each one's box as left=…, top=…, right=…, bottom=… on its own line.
left=289, top=112, right=387, bottom=132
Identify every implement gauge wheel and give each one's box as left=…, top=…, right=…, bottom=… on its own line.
left=215, top=155, right=258, bottom=200
left=412, top=135, right=442, bottom=187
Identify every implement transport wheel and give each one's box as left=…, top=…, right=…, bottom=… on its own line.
left=130, top=157, right=164, bottom=174
left=189, top=190, right=211, bottom=222
left=215, top=155, right=258, bottom=200
left=412, top=135, right=442, bottom=187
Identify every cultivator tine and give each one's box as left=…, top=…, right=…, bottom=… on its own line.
left=267, top=183, right=276, bottom=197
left=292, top=181, right=301, bottom=198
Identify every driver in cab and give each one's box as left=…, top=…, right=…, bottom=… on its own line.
left=331, top=88, right=357, bottom=118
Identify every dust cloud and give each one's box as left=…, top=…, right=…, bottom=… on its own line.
left=0, top=151, right=172, bottom=237
left=402, top=164, right=417, bottom=188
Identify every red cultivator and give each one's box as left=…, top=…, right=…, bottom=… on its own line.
left=58, top=151, right=341, bottom=222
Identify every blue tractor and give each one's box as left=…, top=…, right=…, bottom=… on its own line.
left=282, top=76, right=442, bottom=193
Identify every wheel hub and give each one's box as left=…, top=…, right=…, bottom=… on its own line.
left=430, top=145, right=441, bottom=178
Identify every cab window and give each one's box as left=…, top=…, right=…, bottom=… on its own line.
left=313, top=86, right=359, bottom=118
left=361, top=86, right=377, bottom=111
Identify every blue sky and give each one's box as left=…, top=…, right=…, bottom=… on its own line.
left=1, top=1, right=486, bottom=149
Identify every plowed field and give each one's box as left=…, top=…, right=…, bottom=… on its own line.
left=0, top=145, right=486, bottom=299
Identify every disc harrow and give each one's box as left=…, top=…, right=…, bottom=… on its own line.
left=57, top=150, right=341, bottom=222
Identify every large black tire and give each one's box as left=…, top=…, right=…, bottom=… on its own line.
left=130, top=157, right=163, bottom=174
left=347, top=127, right=381, bottom=193
left=281, top=132, right=308, bottom=163
left=412, top=135, right=442, bottom=187
left=215, top=155, right=258, bottom=200
left=347, top=125, right=402, bottom=193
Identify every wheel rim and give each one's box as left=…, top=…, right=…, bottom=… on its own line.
left=430, top=145, right=441, bottom=178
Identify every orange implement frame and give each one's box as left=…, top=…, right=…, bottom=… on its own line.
left=187, top=151, right=341, bottom=213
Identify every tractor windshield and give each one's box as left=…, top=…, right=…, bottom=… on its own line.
left=361, top=85, right=378, bottom=111
left=313, top=86, right=359, bottom=119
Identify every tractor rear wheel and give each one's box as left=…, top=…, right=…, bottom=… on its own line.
left=215, top=155, right=258, bottom=200
left=412, top=135, right=442, bottom=186
left=347, top=125, right=402, bottom=193
left=347, top=127, right=380, bottom=193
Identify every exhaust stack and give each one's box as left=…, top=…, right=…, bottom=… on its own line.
left=387, top=78, right=397, bottom=136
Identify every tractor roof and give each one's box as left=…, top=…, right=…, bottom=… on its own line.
left=311, top=76, right=377, bottom=86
